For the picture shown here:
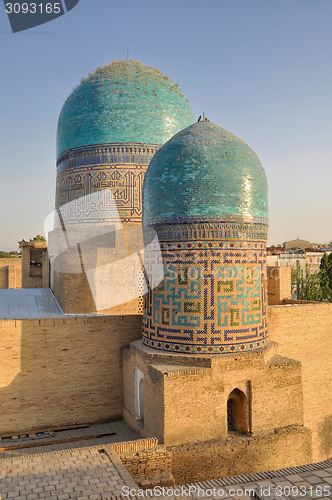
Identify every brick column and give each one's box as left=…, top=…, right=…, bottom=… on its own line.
left=42, top=251, right=50, bottom=288
left=21, top=245, right=30, bottom=289
left=7, top=264, right=16, bottom=288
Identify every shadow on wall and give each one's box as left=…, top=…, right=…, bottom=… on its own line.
left=0, top=316, right=142, bottom=435
left=319, top=414, right=332, bottom=457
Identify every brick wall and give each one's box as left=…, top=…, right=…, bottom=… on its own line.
left=50, top=227, right=142, bottom=315
left=110, top=438, right=173, bottom=487
left=53, top=267, right=140, bottom=315
left=119, top=446, right=173, bottom=486
left=21, top=243, right=49, bottom=289
left=123, top=341, right=305, bottom=447
left=0, top=315, right=142, bottom=434
left=269, top=302, right=332, bottom=463
left=123, top=300, right=332, bottom=477
left=0, top=299, right=332, bottom=476
left=170, top=426, right=312, bottom=484
left=267, top=266, right=292, bottom=305
left=0, top=259, right=21, bottom=289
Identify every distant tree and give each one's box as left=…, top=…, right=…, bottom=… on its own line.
left=277, top=244, right=282, bottom=247
left=0, top=251, right=17, bottom=258
left=319, top=252, right=332, bottom=301
left=271, top=245, right=276, bottom=248
left=30, top=235, right=46, bottom=242
left=291, top=255, right=332, bottom=302
left=18, top=235, right=46, bottom=249
left=292, top=262, right=323, bottom=301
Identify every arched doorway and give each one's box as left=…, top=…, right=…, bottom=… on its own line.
left=227, top=388, right=247, bottom=434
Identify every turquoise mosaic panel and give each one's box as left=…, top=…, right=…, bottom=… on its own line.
left=57, top=60, right=194, bottom=156
left=143, top=239, right=268, bottom=354
left=143, top=121, right=268, bottom=222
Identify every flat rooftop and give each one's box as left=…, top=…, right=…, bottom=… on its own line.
left=1, top=423, right=332, bottom=500
left=0, top=289, right=64, bottom=319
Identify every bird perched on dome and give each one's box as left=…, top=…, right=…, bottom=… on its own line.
left=197, top=115, right=202, bottom=122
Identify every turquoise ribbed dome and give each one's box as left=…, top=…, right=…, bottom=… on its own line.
left=143, top=121, right=268, bottom=224
left=56, top=60, right=194, bottom=157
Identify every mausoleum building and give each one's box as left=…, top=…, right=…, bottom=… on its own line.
left=142, top=120, right=269, bottom=354
left=3, top=60, right=332, bottom=483
left=51, top=60, right=194, bottom=314
left=123, top=121, right=309, bottom=453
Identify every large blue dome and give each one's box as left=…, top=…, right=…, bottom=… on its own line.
left=143, top=121, right=268, bottom=225
left=57, top=60, right=194, bottom=157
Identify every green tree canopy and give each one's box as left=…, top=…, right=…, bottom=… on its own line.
left=319, top=252, right=332, bottom=301
left=30, top=235, right=46, bottom=242
left=292, top=262, right=323, bottom=301
left=0, top=250, right=20, bottom=258
left=18, top=235, right=46, bottom=249
left=292, top=253, right=332, bottom=302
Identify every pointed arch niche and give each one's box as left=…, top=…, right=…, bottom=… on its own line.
left=227, top=388, right=248, bottom=434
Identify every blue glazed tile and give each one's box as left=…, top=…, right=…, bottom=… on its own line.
left=143, top=121, right=268, bottom=222
left=57, top=60, right=194, bottom=157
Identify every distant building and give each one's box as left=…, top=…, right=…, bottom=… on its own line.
left=266, top=246, right=285, bottom=255
left=267, top=249, right=331, bottom=274
left=283, top=238, right=310, bottom=250
left=21, top=241, right=49, bottom=289
left=0, top=257, right=21, bottom=288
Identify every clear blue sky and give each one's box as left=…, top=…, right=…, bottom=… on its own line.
left=1, top=0, right=332, bottom=251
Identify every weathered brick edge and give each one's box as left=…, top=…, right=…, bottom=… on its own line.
left=213, top=458, right=332, bottom=485
left=0, top=438, right=156, bottom=464
left=111, top=438, right=158, bottom=454
left=110, top=458, right=332, bottom=499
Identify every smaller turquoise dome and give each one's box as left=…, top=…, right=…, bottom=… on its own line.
left=143, top=121, right=268, bottom=225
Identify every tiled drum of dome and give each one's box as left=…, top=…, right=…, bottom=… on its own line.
left=56, top=145, right=159, bottom=223
left=142, top=121, right=269, bottom=354
left=55, top=60, right=195, bottom=224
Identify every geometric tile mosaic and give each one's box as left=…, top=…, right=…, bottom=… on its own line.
left=56, top=144, right=158, bottom=224
left=143, top=237, right=268, bottom=354
left=152, top=221, right=268, bottom=241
